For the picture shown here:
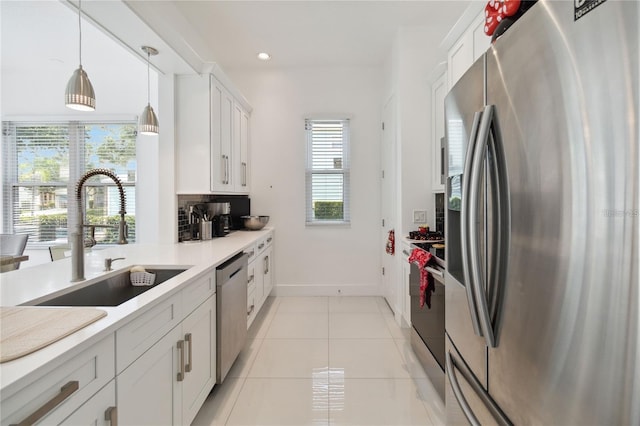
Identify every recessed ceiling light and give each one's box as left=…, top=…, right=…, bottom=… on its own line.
left=257, top=52, right=271, bottom=61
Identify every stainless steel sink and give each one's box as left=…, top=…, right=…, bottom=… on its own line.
left=37, top=268, right=188, bottom=307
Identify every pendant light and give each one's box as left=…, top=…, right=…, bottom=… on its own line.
left=65, top=0, right=95, bottom=111
left=139, top=46, right=159, bottom=135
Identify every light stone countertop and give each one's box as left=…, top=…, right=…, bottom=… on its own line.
left=0, top=228, right=273, bottom=395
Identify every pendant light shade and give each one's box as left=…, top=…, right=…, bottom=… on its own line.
left=139, top=46, right=159, bottom=135
left=139, top=104, right=159, bottom=135
left=65, top=0, right=95, bottom=111
left=65, top=66, right=95, bottom=111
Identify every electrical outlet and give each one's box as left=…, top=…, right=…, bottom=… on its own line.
left=413, top=210, right=426, bottom=224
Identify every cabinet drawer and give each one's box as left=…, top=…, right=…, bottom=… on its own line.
left=1, top=334, right=115, bottom=426
left=244, top=243, right=258, bottom=263
left=61, top=379, right=116, bottom=425
left=182, top=271, right=215, bottom=316
left=256, top=232, right=273, bottom=255
left=116, top=293, right=182, bottom=373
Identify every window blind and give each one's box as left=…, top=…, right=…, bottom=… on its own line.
left=2, top=121, right=137, bottom=246
left=305, top=119, right=350, bottom=225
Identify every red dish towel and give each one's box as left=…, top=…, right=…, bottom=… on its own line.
left=408, top=248, right=434, bottom=309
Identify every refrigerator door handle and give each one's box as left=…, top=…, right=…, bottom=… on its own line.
left=469, top=105, right=510, bottom=348
left=446, top=349, right=513, bottom=426
left=446, top=350, right=480, bottom=426
left=461, top=110, right=484, bottom=336
left=486, top=105, right=511, bottom=340
left=469, top=105, right=497, bottom=347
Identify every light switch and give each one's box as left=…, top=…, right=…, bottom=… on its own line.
left=413, top=210, right=426, bottom=223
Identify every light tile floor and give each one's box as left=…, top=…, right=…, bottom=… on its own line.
left=192, top=296, right=444, bottom=426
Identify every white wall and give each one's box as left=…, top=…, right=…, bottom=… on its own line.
left=229, top=67, right=383, bottom=295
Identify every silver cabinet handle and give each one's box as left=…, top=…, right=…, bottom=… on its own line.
left=177, top=340, right=185, bottom=382
left=248, top=274, right=254, bottom=284
left=221, top=155, right=226, bottom=184
left=402, top=249, right=410, bottom=256
left=10, top=381, right=79, bottom=426
left=247, top=304, right=255, bottom=316
left=185, top=333, right=193, bottom=373
left=226, top=156, right=231, bottom=184
left=267, top=237, right=272, bottom=244
left=242, top=162, right=247, bottom=186
left=258, top=243, right=264, bottom=250
left=264, top=255, right=269, bottom=274
left=105, top=406, right=118, bottom=426
left=461, top=110, right=483, bottom=337
left=247, top=249, right=255, bottom=258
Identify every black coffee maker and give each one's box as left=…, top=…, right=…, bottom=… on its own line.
left=212, top=202, right=231, bottom=237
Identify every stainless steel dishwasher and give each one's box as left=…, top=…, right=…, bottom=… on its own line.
left=216, top=252, right=248, bottom=383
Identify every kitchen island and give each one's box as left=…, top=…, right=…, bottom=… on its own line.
left=0, top=228, right=273, bottom=425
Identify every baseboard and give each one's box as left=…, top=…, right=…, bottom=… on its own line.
left=273, top=284, right=383, bottom=297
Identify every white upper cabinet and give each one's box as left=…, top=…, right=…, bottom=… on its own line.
left=233, top=102, right=251, bottom=193
left=176, top=74, right=251, bottom=195
left=431, top=68, right=447, bottom=192
left=447, top=10, right=491, bottom=89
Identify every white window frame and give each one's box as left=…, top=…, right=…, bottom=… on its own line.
left=305, top=118, right=351, bottom=226
left=1, top=119, right=137, bottom=247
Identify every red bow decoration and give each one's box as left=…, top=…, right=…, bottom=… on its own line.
left=484, top=0, right=521, bottom=36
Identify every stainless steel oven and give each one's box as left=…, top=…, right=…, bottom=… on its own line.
left=409, top=245, right=445, bottom=399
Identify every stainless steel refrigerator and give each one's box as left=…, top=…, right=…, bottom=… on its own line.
left=444, top=1, right=639, bottom=424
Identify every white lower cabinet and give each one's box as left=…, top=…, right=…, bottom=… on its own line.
left=117, top=294, right=216, bottom=426
left=1, top=335, right=115, bottom=426
left=245, top=232, right=274, bottom=329
left=261, top=246, right=273, bottom=297
left=62, top=380, right=116, bottom=426
left=401, top=243, right=412, bottom=326
left=117, top=325, right=182, bottom=425
left=181, top=295, right=216, bottom=425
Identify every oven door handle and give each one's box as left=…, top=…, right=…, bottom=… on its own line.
left=425, top=266, right=444, bottom=278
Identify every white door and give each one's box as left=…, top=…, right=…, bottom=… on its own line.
left=381, top=96, right=397, bottom=313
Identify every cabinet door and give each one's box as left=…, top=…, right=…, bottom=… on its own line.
left=211, top=76, right=234, bottom=193
left=61, top=380, right=116, bottom=426
left=447, top=11, right=489, bottom=90
left=401, top=245, right=412, bottom=326
left=431, top=72, right=447, bottom=192
left=447, top=35, right=473, bottom=89
left=262, top=246, right=273, bottom=299
left=181, top=295, right=216, bottom=426
left=233, top=103, right=251, bottom=193
left=471, top=13, right=490, bottom=62
left=117, top=326, right=182, bottom=426
left=254, top=255, right=265, bottom=309
left=176, top=74, right=211, bottom=194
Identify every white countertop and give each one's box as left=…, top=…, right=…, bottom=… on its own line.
left=0, top=228, right=273, bottom=395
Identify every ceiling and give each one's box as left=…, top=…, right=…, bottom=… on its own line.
left=125, top=1, right=473, bottom=71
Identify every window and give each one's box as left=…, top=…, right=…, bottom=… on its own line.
left=2, top=121, right=137, bottom=247
left=305, top=118, right=350, bottom=225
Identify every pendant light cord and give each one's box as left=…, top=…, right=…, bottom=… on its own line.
left=78, top=0, right=82, bottom=66
left=147, top=50, right=151, bottom=105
